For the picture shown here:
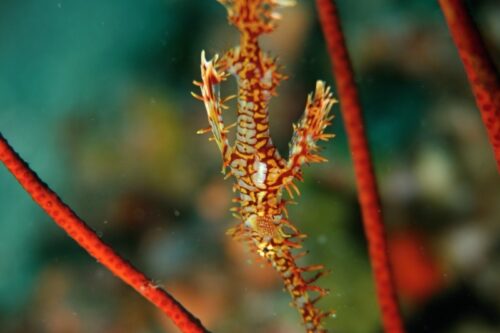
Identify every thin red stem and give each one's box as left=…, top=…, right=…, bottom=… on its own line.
left=439, top=0, right=500, bottom=172
left=315, top=1, right=405, bottom=332
left=0, top=133, right=211, bottom=333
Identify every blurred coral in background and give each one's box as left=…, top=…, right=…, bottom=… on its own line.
left=0, top=1, right=499, bottom=333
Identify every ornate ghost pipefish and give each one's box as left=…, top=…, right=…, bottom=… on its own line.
left=193, top=1, right=336, bottom=331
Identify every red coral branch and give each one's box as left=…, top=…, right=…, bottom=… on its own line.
left=438, top=0, right=500, bottom=172
left=314, top=1, right=405, bottom=332
left=0, top=133, right=210, bottom=333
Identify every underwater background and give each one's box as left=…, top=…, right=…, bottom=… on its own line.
left=0, top=0, right=499, bottom=332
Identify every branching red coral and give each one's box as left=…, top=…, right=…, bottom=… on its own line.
left=315, top=1, right=405, bottom=332
left=0, top=133, right=210, bottom=333
left=438, top=0, right=500, bottom=172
